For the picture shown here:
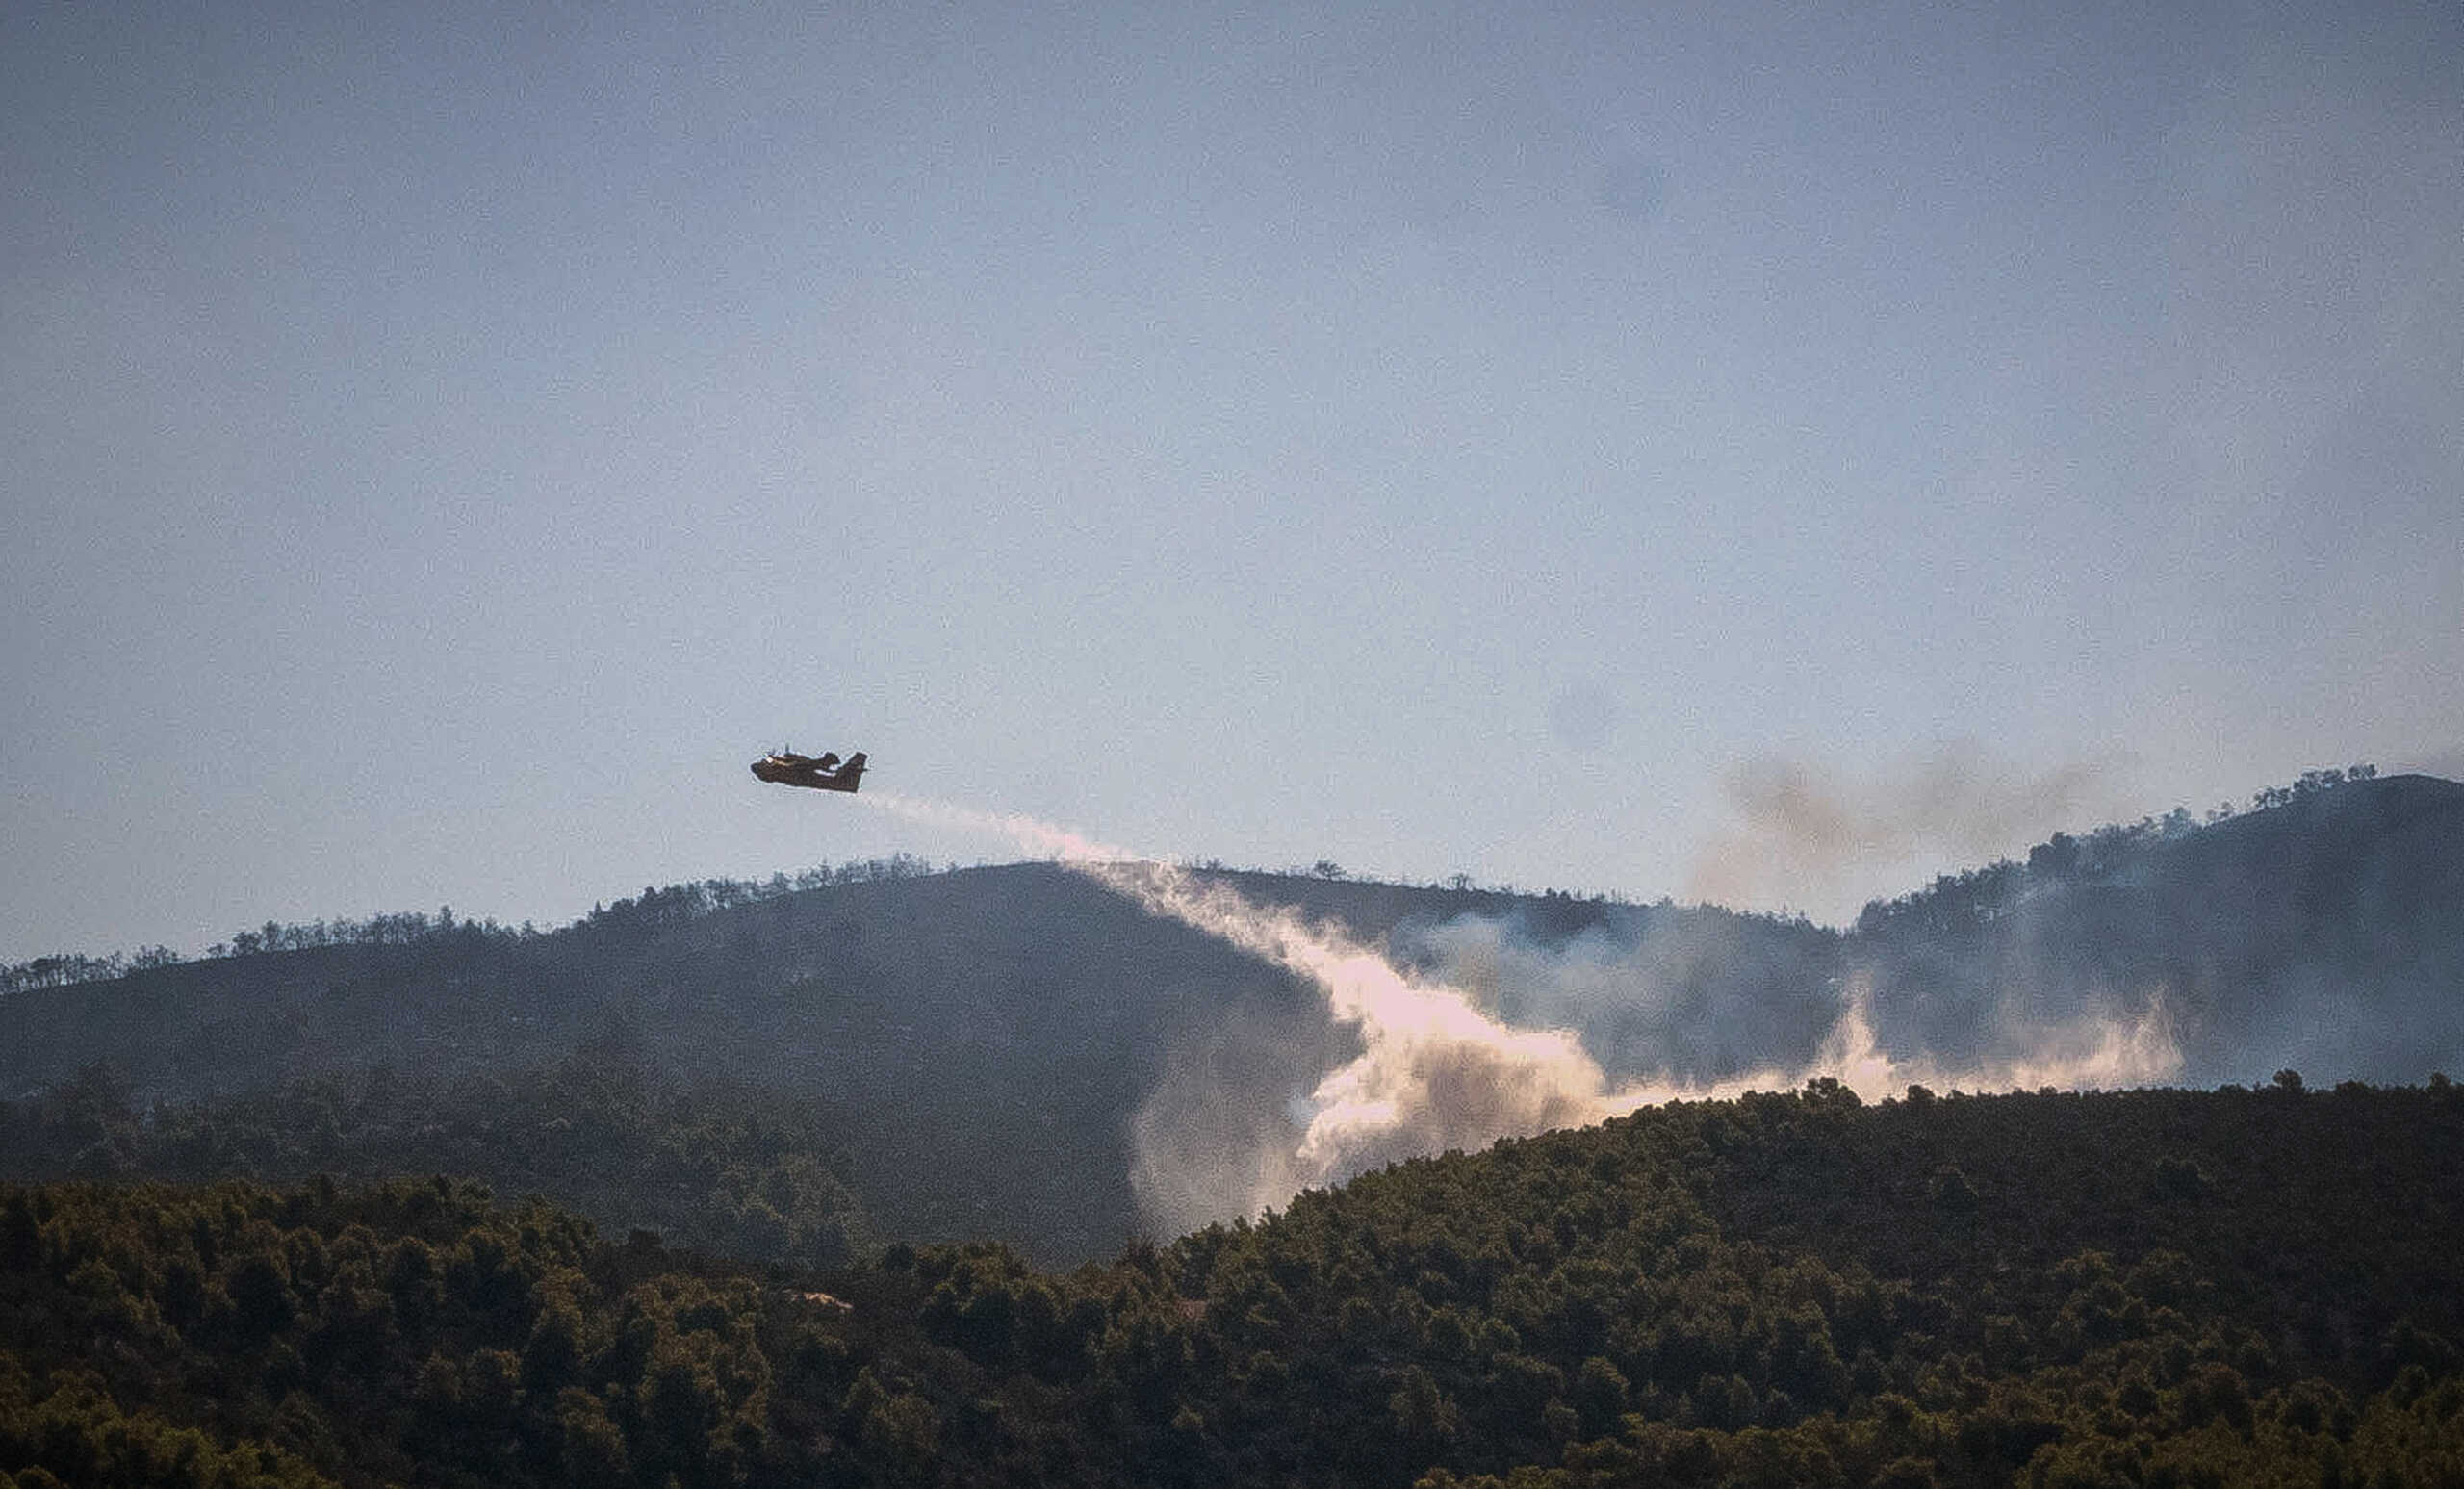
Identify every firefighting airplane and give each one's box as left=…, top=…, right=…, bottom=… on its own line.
left=750, top=748, right=868, bottom=793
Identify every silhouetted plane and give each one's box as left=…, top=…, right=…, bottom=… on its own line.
left=752, top=748, right=867, bottom=793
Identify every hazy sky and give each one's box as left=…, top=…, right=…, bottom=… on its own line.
left=6, top=0, right=2460, bottom=959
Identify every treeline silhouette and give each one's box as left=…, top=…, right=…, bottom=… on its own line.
left=0, top=855, right=948, bottom=996
left=1855, top=763, right=2379, bottom=937
left=5, top=1079, right=2460, bottom=1487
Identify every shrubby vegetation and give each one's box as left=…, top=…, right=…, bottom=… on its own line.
left=6, top=1079, right=2461, bottom=1486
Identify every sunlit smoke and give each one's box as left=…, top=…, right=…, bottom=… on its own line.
left=1593, top=977, right=2183, bottom=1109
left=860, top=792, right=2184, bottom=1235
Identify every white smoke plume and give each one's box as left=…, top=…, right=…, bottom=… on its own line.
left=861, top=792, right=2183, bottom=1236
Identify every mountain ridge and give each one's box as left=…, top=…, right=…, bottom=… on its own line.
left=4, top=773, right=2459, bottom=1263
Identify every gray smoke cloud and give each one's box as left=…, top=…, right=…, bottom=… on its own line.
left=1393, top=901, right=2178, bottom=1092
left=1393, top=907, right=1838, bottom=1086
left=1687, top=744, right=2129, bottom=921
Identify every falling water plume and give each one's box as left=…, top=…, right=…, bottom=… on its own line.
left=859, top=792, right=2184, bottom=1232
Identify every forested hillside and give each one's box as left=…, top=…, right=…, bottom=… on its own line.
left=4, top=772, right=2460, bottom=1264
left=0, top=1038, right=870, bottom=1274
left=5, top=1081, right=2461, bottom=1488
left=0, top=866, right=1828, bottom=1262
left=1853, top=771, right=2464, bottom=1083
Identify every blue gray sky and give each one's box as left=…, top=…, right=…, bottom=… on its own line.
left=6, top=0, right=2460, bottom=959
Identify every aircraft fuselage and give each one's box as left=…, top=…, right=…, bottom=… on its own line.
left=752, top=754, right=864, bottom=792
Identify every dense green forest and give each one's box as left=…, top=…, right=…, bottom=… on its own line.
left=6, top=1080, right=2462, bottom=1488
